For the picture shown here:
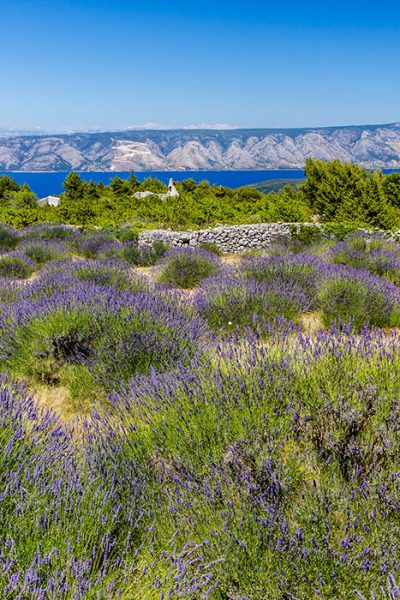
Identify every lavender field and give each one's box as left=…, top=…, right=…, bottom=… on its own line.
left=0, top=223, right=399, bottom=599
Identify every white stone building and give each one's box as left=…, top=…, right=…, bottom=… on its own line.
left=38, top=195, right=61, bottom=207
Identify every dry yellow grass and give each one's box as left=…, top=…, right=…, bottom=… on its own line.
left=29, top=383, right=87, bottom=420
left=298, top=312, right=325, bottom=335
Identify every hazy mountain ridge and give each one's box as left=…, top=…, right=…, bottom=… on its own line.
left=1, top=124, right=400, bottom=172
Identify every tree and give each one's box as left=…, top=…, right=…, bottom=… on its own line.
left=74, top=198, right=96, bottom=230
left=361, top=174, right=398, bottom=229
left=181, top=178, right=197, bottom=193
left=10, top=184, right=38, bottom=209
left=128, top=171, right=140, bottom=190
left=0, top=175, right=20, bottom=200
left=268, top=185, right=311, bottom=222
left=110, top=177, right=130, bottom=197
left=63, top=172, right=86, bottom=200
left=85, top=180, right=101, bottom=200
left=382, top=173, right=400, bottom=209
left=141, top=177, right=167, bottom=194
left=301, top=159, right=366, bottom=221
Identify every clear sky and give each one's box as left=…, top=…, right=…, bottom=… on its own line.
left=1, top=0, right=399, bottom=131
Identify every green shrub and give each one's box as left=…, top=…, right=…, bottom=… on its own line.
left=289, top=223, right=323, bottom=245
left=72, top=260, right=146, bottom=293
left=117, top=228, right=139, bottom=243
left=159, top=248, right=219, bottom=288
left=120, top=240, right=169, bottom=266
left=0, top=253, right=35, bottom=279
left=0, top=224, right=19, bottom=250
left=318, top=275, right=400, bottom=331
left=120, top=243, right=143, bottom=265
left=198, top=241, right=223, bottom=256
left=152, top=239, right=170, bottom=259
left=323, top=222, right=359, bottom=240
left=23, top=243, right=63, bottom=265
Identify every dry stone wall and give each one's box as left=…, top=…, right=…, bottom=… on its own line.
left=138, top=223, right=295, bottom=253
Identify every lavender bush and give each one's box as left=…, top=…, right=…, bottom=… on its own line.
left=115, top=329, right=400, bottom=598
left=0, top=223, right=19, bottom=250
left=0, top=278, right=205, bottom=404
left=68, top=258, right=147, bottom=293
left=159, top=247, right=220, bottom=288
left=20, top=239, right=70, bottom=265
left=241, top=252, right=323, bottom=308
left=0, top=251, right=35, bottom=278
left=0, top=377, right=152, bottom=598
left=22, top=223, right=78, bottom=241
left=121, top=239, right=170, bottom=266
left=74, top=232, right=119, bottom=258
left=195, top=269, right=311, bottom=333
left=330, top=234, right=400, bottom=284
left=318, top=266, right=400, bottom=331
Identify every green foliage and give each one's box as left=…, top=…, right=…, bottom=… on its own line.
left=140, top=176, right=167, bottom=194
left=0, top=161, right=399, bottom=231
left=302, top=159, right=400, bottom=228
left=0, top=175, right=20, bottom=199
left=0, top=223, right=19, bottom=250
left=267, top=184, right=312, bottom=222
left=0, top=254, right=34, bottom=279
left=198, top=241, right=223, bottom=255
left=0, top=176, right=38, bottom=210
left=7, top=185, right=38, bottom=209
left=382, top=172, right=400, bottom=208
left=322, top=221, right=359, bottom=240
left=128, top=170, right=140, bottom=189
left=180, top=177, right=197, bottom=192
left=23, top=243, right=61, bottom=266
left=290, top=223, right=323, bottom=245
left=120, top=240, right=169, bottom=266
left=85, top=180, right=101, bottom=200
left=63, top=172, right=87, bottom=201
left=110, top=177, right=130, bottom=197
left=159, top=249, right=218, bottom=288
left=117, top=228, right=139, bottom=243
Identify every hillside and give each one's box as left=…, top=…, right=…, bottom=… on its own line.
left=249, top=177, right=305, bottom=193
left=1, top=123, right=400, bottom=172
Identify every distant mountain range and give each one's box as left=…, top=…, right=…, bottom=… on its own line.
left=1, top=123, right=400, bottom=172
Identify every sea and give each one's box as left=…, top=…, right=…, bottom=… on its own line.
left=0, top=170, right=305, bottom=198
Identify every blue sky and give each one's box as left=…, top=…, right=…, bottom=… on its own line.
left=1, top=0, right=399, bottom=131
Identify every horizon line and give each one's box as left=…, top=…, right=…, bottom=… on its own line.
left=1, top=121, right=400, bottom=138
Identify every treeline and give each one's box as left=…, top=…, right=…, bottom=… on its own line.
left=0, top=159, right=399, bottom=230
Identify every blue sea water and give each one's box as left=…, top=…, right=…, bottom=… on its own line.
left=0, top=170, right=305, bottom=198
